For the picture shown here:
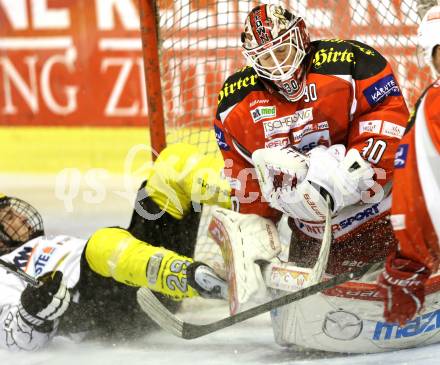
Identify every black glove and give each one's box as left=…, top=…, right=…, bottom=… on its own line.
left=19, top=271, right=70, bottom=331
left=187, top=262, right=228, bottom=300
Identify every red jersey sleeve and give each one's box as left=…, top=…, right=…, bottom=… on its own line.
left=347, top=60, right=409, bottom=187
left=391, top=83, right=440, bottom=272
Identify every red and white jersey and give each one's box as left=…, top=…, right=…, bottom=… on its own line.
left=0, top=235, right=85, bottom=351
left=214, top=39, right=409, bottom=240
left=391, top=79, right=440, bottom=272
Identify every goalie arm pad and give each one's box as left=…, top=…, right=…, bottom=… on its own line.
left=145, top=143, right=231, bottom=219
left=85, top=227, right=198, bottom=301
left=208, top=207, right=281, bottom=315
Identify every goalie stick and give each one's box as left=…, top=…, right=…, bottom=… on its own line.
left=137, top=258, right=384, bottom=339
left=136, top=198, right=347, bottom=339
left=262, top=196, right=332, bottom=292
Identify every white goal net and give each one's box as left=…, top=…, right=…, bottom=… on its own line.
left=149, top=0, right=438, bottom=268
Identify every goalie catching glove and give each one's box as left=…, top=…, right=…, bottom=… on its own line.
left=19, top=271, right=70, bottom=332
left=252, top=144, right=375, bottom=221
left=378, top=252, right=431, bottom=326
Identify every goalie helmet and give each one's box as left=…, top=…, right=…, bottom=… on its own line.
left=241, top=4, right=311, bottom=102
left=417, top=5, right=440, bottom=79
left=0, top=195, right=44, bottom=255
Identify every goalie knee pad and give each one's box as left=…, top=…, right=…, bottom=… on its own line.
left=208, top=207, right=282, bottom=314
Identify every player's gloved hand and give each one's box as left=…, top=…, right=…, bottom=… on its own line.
left=19, top=271, right=70, bottom=331
left=145, top=143, right=231, bottom=219
left=252, top=144, right=309, bottom=209
left=305, top=145, right=374, bottom=213
left=262, top=145, right=374, bottom=221
left=186, top=261, right=228, bottom=300
left=377, top=253, right=431, bottom=326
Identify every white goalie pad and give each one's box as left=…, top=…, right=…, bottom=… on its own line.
left=208, top=207, right=281, bottom=315
left=270, top=268, right=440, bottom=353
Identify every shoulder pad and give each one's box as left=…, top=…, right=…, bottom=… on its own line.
left=310, top=39, right=387, bottom=80
left=216, top=67, right=265, bottom=119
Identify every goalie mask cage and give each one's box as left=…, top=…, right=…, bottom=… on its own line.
left=141, top=0, right=437, bottom=268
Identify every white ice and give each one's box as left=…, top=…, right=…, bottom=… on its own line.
left=1, top=174, right=440, bottom=365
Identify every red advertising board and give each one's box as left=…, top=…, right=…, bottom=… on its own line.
left=0, top=0, right=430, bottom=127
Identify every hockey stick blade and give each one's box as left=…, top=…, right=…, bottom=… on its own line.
left=137, top=259, right=384, bottom=339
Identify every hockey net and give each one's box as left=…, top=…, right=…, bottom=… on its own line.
left=146, top=0, right=437, bottom=270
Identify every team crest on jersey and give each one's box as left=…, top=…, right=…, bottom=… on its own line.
left=394, top=144, right=409, bottom=168
left=363, top=74, right=401, bottom=107
left=251, top=106, right=276, bottom=122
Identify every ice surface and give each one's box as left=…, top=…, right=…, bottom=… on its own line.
left=1, top=174, right=440, bottom=364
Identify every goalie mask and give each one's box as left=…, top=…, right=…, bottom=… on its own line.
left=0, top=195, right=44, bottom=255
left=417, top=5, right=440, bottom=79
left=241, top=4, right=311, bottom=102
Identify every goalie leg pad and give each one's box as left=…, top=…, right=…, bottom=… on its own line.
left=208, top=207, right=281, bottom=314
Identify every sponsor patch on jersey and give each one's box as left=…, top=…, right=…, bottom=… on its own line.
left=263, top=108, right=314, bottom=137
left=249, top=99, right=269, bottom=108
left=265, top=137, right=289, bottom=149
left=214, top=124, right=230, bottom=151
left=390, top=214, right=406, bottom=230
left=394, top=144, right=409, bottom=168
left=13, top=246, right=32, bottom=269
left=34, top=247, right=57, bottom=275
left=294, top=130, right=330, bottom=153
left=292, top=121, right=329, bottom=143
left=381, top=121, right=405, bottom=139
left=363, top=74, right=401, bottom=107
left=359, top=120, right=382, bottom=135
left=251, top=105, right=276, bottom=123
left=295, top=202, right=381, bottom=239
left=313, top=47, right=355, bottom=69
left=217, top=73, right=259, bottom=105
